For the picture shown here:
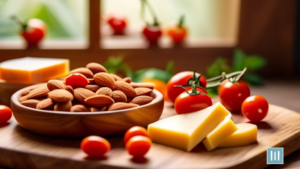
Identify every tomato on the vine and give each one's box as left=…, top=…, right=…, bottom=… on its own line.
left=124, top=126, right=149, bottom=144
left=174, top=88, right=212, bottom=114
left=126, top=136, right=152, bottom=158
left=218, top=79, right=250, bottom=112
left=0, top=105, right=12, bottom=124
left=12, top=16, right=47, bottom=47
left=167, top=71, right=207, bottom=103
left=81, top=136, right=111, bottom=157
left=242, top=95, right=269, bottom=122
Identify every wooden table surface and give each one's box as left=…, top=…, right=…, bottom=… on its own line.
left=249, top=79, right=300, bottom=169
left=0, top=79, right=299, bottom=169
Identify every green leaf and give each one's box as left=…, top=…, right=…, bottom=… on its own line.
left=134, top=68, right=172, bottom=83
left=165, top=61, right=174, bottom=74
left=243, top=73, right=264, bottom=86
left=233, top=48, right=246, bottom=71
left=244, top=55, right=266, bottom=71
left=206, top=57, right=231, bottom=78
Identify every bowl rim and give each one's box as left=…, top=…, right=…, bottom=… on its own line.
left=11, top=83, right=163, bottom=115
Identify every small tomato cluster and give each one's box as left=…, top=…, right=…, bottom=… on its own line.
left=167, top=70, right=269, bottom=123
left=81, top=126, right=151, bottom=158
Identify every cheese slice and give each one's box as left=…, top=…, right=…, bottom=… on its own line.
left=0, top=57, right=69, bottom=84
left=218, top=123, right=257, bottom=148
left=148, top=102, right=230, bottom=151
left=202, top=116, right=238, bottom=151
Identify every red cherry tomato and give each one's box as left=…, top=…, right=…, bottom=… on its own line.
left=142, top=25, right=162, bottom=45
left=167, top=71, right=207, bottom=103
left=218, top=79, right=250, bottom=112
left=126, top=136, right=151, bottom=158
left=174, top=88, right=212, bottom=114
left=242, top=95, right=269, bottom=122
left=0, top=105, right=12, bottom=124
left=81, top=136, right=111, bottom=157
left=107, top=14, right=127, bottom=35
left=124, top=126, right=149, bottom=144
left=65, top=73, right=88, bottom=88
left=20, top=19, right=47, bottom=47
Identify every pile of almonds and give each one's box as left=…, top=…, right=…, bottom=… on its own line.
left=19, top=62, right=155, bottom=112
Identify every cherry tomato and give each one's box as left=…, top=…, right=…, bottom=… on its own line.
left=107, top=14, right=127, bottom=35
left=242, top=95, right=269, bottom=122
left=167, top=26, right=187, bottom=44
left=218, top=79, right=250, bottom=112
left=65, top=73, right=88, bottom=88
left=174, top=88, right=212, bottom=114
left=142, top=78, right=169, bottom=101
left=167, top=71, right=207, bottom=103
left=0, top=105, right=12, bottom=124
left=126, top=136, right=151, bottom=158
left=142, top=25, right=162, bottom=45
left=18, top=18, right=47, bottom=47
left=81, top=135, right=111, bottom=157
left=124, top=126, right=149, bottom=144
left=167, top=16, right=187, bottom=44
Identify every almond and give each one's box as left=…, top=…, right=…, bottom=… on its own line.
left=27, top=85, right=49, bottom=99
left=112, top=90, right=127, bottom=102
left=48, top=89, right=74, bottom=102
left=21, top=99, right=40, bottom=108
left=94, top=73, right=115, bottom=89
left=21, top=87, right=36, bottom=97
left=70, top=67, right=94, bottom=78
left=85, top=84, right=101, bottom=92
left=115, top=81, right=137, bottom=97
left=110, top=74, right=123, bottom=81
left=86, top=62, right=108, bottom=74
left=70, top=104, right=90, bottom=112
left=54, top=101, right=72, bottom=111
left=65, top=85, right=74, bottom=94
left=47, top=80, right=67, bottom=91
left=74, top=88, right=95, bottom=103
left=123, top=77, right=132, bottom=83
left=130, top=82, right=154, bottom=89
left=108, top=103, right=139, bottom=111
left=96, top=87, right=112, bottom=97
left=127, top=97, right=134, bottom=103
left=85, top=95, right=114, bottom=107
left=132, top=96, right=153, bottom=105
left=91, top=106, right=107, bottom=112
left=36, top=98, right=54, bottom=110
left=135, top=87, right=152, bottom=96
left=19, top=96, right=28, bottom=102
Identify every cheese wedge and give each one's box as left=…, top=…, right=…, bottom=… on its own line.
left=202, top=116, right=238, bottom=151
left=218, top=123, right=257, bottom=148
left=0, top=57, right=69, bottom=84
left=148, top=102, right=230, bottom=151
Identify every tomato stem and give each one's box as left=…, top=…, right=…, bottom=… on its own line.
left=206, top=68, right=248, bottom=88
left=140, top=0, right=160, bottom=26
left=11, top=16, right=27, bottom=31
left=178, top=15, right=185, bottom=28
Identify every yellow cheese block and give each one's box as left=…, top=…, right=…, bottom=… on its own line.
left=218, top=123, right=257, bottom=148
left=148, top=102, right=231, bottom=151
left=202, top=116, right=238, bottom=151
left=0, top=57, right=69, bottom=84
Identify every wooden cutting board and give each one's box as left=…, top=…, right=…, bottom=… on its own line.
left=1, top=101, right=300, bottom=169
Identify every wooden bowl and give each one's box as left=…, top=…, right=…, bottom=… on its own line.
left=10, top=84, right=164, bottom=138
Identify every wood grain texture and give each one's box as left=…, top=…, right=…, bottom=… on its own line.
left=1, top=101, right=300, bottom=169
left=10, top=85, right=164, bottom=138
